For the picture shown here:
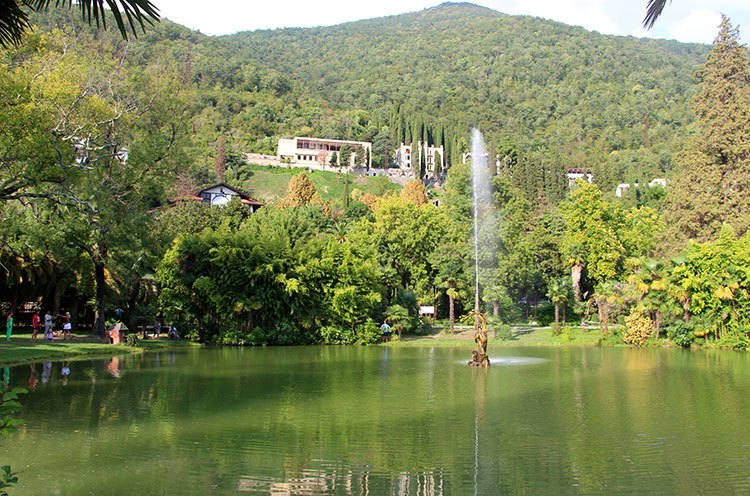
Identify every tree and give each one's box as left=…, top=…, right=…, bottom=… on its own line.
left=629, top=258, right=671, bottom=339
left=561, top=181, right=624, bottom=289
left=214, top=135, right=226, bottom=182
left=546, top=277, right=570, bottom=334
left=432, top=237, right=468, bottom=333
left=662, top=16, right=750, bottom=252
left=0, top=0, right=160, bottom=47
left=400, top=179, right=428, bottom=206
left=0, top=29, right=187, bottom=336
left=385, top=303, right=409, bottom=340
left=281, top=172, right=317, bottom=208
left=338, top=145, right=353, bottom=168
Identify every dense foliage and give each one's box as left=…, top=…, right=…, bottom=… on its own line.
left=2, top=6, right=749, bottom=349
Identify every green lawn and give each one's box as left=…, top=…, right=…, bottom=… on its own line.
left=0, top=334, right=200, bottom=366
left=239, top=164, right=401, bottom=202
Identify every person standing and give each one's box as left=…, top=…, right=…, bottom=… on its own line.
left=5, top=311, right=12, bottom=341
left=31, top=310, right=41, bottom=343
left=380, top=319, right=391, bottom=343
left=44, top=310, right=53, bottom=338
left=59, top=311, right=72, bottom=340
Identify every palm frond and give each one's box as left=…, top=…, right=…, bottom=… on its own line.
left=0, top=0, right=32, bottom=47
left=1, top=0, right=159, bottom=47
left=643, top=0, right=670, bottom=29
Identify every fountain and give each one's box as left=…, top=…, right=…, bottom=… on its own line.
left=467, top=128, right=492, bottom=368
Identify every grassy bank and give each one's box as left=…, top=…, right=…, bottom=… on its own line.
left=240, top=164, right=401, bottom=202
left=390, top=325, right=606, bottom=348
left=0, top=334, right=201, bottom=367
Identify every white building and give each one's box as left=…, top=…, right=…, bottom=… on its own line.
left=394, top=142, right=444, bottom=178
left=277, top=137, right=372, bottom=168
left=567, top=168, right=594, bottom=187
left=615, top=183, right=633, bottom=198
left=616, top=178, right=668, bottom=197
left=394, top=143, right=413, bottom=172
left=192, top=183, right=263, bottom=211
left=420, top=141, right=444, bottom=176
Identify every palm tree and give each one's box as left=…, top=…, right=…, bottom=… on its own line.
left=385, top=304, right=410, bottom=340
left=630, top=258, right=670, bottom=339
left=1, top=0, right=159, bottom=47
left=546, top=278, right=570, bottom=335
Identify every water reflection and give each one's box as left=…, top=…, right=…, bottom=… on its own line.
left=238, top=466, right=446, bottom=495
left=5, top=347, right=750, bottom=495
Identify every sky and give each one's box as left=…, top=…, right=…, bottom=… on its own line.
left=156, top=0, right=750, bottom=44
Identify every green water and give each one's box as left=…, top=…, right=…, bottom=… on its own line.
left=4, top=346, right=750, bottom=495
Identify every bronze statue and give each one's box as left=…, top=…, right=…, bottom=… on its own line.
left=468, top=310, right=490, bottom=367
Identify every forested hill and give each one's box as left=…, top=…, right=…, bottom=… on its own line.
left=216, top=2, right=708, bottom=197
left=30, top=2, right=709, bottom=200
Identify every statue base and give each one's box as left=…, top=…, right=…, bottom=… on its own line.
left=468, top=350, right=490, bottom=367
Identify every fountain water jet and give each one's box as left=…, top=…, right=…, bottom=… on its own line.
left=467, top=128, right=492, bottom=368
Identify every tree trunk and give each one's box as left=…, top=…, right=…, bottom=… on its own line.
left=492, top=301, right=499, bottom=317
left=571, top=263, right=583, bottom=302
left=448, top=294, right=455, bottom=333
left=126, top=283, right=139, bottom=336
left=53, top=282, right=65, bottom=314
left=10, top=284, right=18, bottom=318
left=554, top=302, right=560, bottom=335
left=562, top=301, right=567, bottom=325
left=70, top=294, right=79, bottom=332
left=597, top=298, right=609, bottom=334
left=93, top=244, right=108, bottom=337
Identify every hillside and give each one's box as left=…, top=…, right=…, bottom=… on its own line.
left=215, top=2, right=707, bottom=196
left=26, top=3, right=709, bottom=202
left=235, top=165, right=400, bottom=202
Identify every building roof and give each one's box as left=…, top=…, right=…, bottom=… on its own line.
left=291, top=136, right=372, bottom=146
left=195, top=182, right=263, bottom=206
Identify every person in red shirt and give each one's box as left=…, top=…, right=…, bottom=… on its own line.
left=31, top=310, right=41, bottom=343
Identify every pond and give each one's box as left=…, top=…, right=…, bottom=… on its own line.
left=4, top=346, right=750, bottom=495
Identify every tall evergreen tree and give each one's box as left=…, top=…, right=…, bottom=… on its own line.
left=214, top=135, right=226, bottom=182
left=662, top=16, right=750, bottom=252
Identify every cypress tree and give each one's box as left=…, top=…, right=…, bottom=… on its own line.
left=662, top=16, right=750, bottom=251
left=214, top=135, right=226, bottom=182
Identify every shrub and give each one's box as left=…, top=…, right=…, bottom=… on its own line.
left=487, top=316, right=512, bottom=340
left=715, top=332, right=750, bottom=350
left=319, top=320, right=379, bottom=345
left=623, top=311, right=652, bottom=347
left=125, top=334, right=142, bottom=347
left=665, top=321, right=693, bottom=348
left=218, top=329, right=249, bottom=346
left=319, top=326, right=350, bottom=344
left=495, top=324, right=513, bottom=340
left=533, top=302, right=555, bottom=326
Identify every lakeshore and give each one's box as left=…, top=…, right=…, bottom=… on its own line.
left=0, top=325, right=604, bottom=366
left=389, top=324, right=606, bottom=348
left=0, top=333, right=201, bottom=367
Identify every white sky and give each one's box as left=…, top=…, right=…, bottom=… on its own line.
left=156, top=0, right=750, bottom=44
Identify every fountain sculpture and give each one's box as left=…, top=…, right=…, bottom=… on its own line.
left=467, top=129, right=491, bottom=368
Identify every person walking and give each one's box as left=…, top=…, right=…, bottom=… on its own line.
left=31, top=310, right=41, bottom=343
left=5, top=311, right=13, bottom=341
